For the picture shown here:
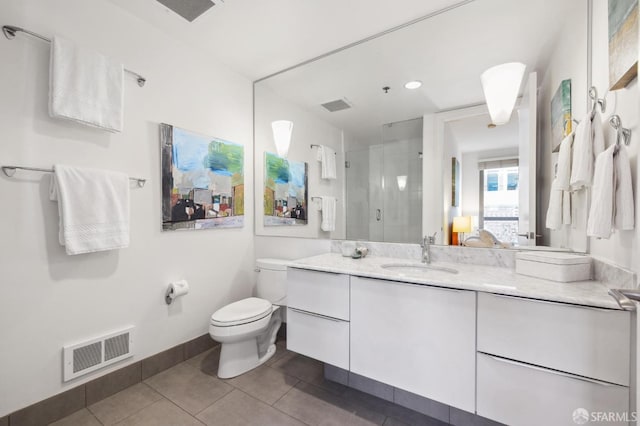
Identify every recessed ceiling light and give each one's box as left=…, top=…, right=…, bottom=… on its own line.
left=404, top=80, right=422, bottom=90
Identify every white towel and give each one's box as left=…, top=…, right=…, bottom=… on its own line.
left=587, top=145, right=616, bottom=238
left=316, top=145, right=337, bottom=180
left=614, top=144, right=634, bottom=230
left=320, top=196, right=336, bottom=232
left=50, top=165, right=130, bottom=255
left=570, top=112, right=605, bottom=190
left=49, top=36, right=124, bottom=132
left=545, top=133, right=573, bottom=229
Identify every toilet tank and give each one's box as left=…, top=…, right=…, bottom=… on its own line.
left=256, top=258, right=288, bottom=305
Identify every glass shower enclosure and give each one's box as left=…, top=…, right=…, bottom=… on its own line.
left=345, top=118, right=423, bottom=244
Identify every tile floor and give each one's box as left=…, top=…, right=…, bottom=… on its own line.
left=49, top=340, right=449, bottom=426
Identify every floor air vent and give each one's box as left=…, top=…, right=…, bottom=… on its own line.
left=63, top=327, right=134, bottom=381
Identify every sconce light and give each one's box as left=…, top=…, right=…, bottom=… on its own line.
left=452, top=216, right=472, bottom=246
left=396, top=175, right=407, bottom=191
left=271, top=120, right=293, bottom=158
left=480, top=62, right=525, bottom=125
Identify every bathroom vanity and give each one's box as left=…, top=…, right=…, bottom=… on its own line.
left=286, top=253, right=633, bottom=426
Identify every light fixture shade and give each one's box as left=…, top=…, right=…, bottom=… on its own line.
left=480, top=62, right=526, bottom=125
left=271, top=120, right=293, bottom=157
left=396, top=175, right=407, bottom=191
left=452, top=216, right=472, bottom=233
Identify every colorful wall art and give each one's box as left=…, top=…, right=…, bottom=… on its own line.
left=609, top=0, right=638, bottom=90
left=264, top=152, right=308, bottom=226
left=551, top=79, right=572, bottom=151
left=161, top=124, right=244, bottom=231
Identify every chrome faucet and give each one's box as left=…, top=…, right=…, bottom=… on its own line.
left=421, top=232, right=437, bottom=264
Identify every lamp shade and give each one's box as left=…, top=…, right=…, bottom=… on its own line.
left=480, top=62, right=525, bottom=125
left=452, top=216, right=472, bottom=233
left=271, top=120, right=293, bottom=158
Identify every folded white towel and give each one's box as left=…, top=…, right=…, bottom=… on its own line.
left=50, top=165, right=130, bottom=254
left=320, top=196, right=336, bottom=232
left=50, top=36, right=124, bottom=132
left=546, top=134, right=573, bottom=229
left=316, top=145, right=337, bottom=180
left=570, top=112, right=605, bottom=190
left=587, top=145, right=616, bottom=238
left=614, top=144, right=634, bottom=230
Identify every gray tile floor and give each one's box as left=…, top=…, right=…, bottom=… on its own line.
left=50, top=340, right=448, bottom=426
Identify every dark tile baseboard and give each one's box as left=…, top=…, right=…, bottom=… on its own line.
left=324, top=364, right=504, bottom=426
left=6, top=334, right=216, bottom=426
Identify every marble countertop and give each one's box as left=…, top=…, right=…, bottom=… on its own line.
left=288, top=253, right=623, bottom=310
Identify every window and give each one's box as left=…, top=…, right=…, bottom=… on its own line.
left=479, top=165, right=519, bottom=244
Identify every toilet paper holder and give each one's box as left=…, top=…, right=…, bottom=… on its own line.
left=165, top=280, right=189, bottom=305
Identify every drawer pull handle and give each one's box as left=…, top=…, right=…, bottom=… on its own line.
left=489, top=293, right=621, bottom=312
left=484, top=353, right=618, bottom=387
left=289, top=307, right=344, bottom=322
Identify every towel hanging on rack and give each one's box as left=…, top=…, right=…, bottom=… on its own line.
left=50, top=165, right=131, bottom=255
left=49, top=35, right=124, bottom=132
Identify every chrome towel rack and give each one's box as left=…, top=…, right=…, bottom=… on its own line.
left=609, top=114, right=631, bottom=147
left=2, top=25, right=147, bottom=87
left=1, top=165, right=147, bottom=188
left=311, top=196, right=337, bottom=202
left=310, top=144, right=337, bottom=154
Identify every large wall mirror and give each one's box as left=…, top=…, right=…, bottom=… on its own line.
left=254, top=0, right=590, bottom=251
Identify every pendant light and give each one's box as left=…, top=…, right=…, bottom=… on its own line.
left=480, top=62, right=525, bottom=125
left=271, top=120, right=294, bottom=158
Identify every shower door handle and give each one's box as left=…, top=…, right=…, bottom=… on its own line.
left=376, top=209, right=382, bottom=221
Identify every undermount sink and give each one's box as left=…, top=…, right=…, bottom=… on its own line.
left=381, top=263, right=458, bottom=275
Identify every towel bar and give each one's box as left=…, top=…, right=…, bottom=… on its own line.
left=1, top=165, right=147, bottom=187
left=3, top=25, right=147, bottom=87
left=310, top=144, right=337, bottom=154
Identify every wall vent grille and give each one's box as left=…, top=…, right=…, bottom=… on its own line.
left=63, top=327, right=134, bottom=381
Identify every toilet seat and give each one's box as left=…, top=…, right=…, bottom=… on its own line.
left=211, top=297, right=272, bottom=327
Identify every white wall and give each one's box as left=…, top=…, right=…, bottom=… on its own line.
left=537, top=1, right=589, bottom=252
left=0, top=0, right=254, bottom=416
left=254, top=84, right=346, bottom=240
left=588, top=0, right=639, bottom=270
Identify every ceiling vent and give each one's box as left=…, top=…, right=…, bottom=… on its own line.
left=156, top=0, right=216, bottom=22
left=321, top=99, right=352, bottom=112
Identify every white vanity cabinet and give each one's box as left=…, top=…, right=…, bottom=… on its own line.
left=286, top=268, right=350, bottom=369
left=350, top=276, right=477, bottom=412
left=476, top=293, right=631, bottom=425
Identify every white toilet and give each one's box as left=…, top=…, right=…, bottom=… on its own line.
left=209, top=258, right=288, bottom=379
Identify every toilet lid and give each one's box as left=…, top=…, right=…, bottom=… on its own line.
left=211, top=297, right=272, bottom=327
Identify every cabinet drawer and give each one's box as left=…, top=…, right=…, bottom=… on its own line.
left=287, top=268, right=349, bottom=320
left=477, top=293, right=630, bottom=385
left=477, top=353, right=629, bottom=426
left=286, top=307, right=349, bottom=370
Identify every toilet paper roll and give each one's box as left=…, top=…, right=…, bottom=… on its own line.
left=167, top=280, right=189, bottom=302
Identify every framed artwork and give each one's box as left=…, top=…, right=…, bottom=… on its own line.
left=451, top=157, right=460, bottom=207
left=609, top=0, right=638, bottom=90
left=264, top=152, right=308, bottom=226
left=160, top=123, right=244, bottom=231
left=551, top=79, right=572, bottom=151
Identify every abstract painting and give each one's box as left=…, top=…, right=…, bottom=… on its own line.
left=551, top=79, right=571, bottom=151
left=264, top=152, right=308, bottom=226
left=451, top=157, right=460, bottom=207
left=609, top=0, right=638, bottom=90
left=161, top=123, right=244, bottom=231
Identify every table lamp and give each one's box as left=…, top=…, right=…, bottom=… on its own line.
left=452, top=216, right=472, bottom=246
